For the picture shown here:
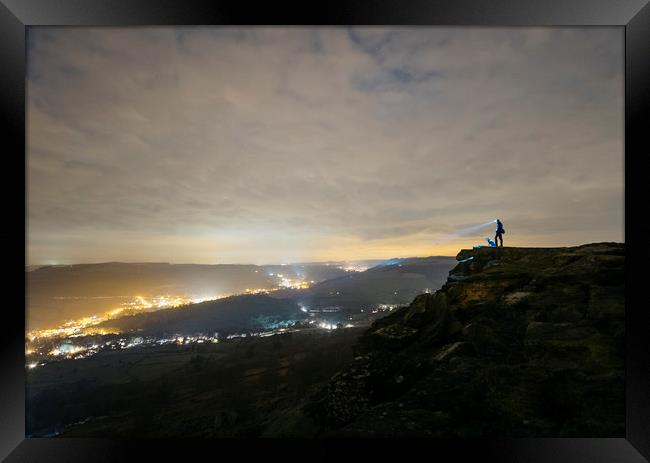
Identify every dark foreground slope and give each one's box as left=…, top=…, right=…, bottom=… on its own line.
left=28, top=328, right=365, bottom=437
left=270, top=243, right=625, bottom=437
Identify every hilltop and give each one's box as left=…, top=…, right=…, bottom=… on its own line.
left=98, top=294, right=303, bottom=335
left=266, top=243, right=625, bottom=437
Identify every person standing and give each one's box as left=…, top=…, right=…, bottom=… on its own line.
left=495, top=219, right=505, bottom=247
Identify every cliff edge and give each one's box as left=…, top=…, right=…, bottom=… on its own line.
left=272, top=242, right=625, bottom=437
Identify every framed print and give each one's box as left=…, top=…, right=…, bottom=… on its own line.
left=2, top=0, right=649, bottom=461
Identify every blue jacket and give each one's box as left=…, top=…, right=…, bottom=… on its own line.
left=496, top=221, right=504, bottom=233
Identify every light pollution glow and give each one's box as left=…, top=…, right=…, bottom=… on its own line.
left=27, top=277, right=314, bottom=343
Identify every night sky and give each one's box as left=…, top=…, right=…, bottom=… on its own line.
left=27, top=27, right=623, bottom=265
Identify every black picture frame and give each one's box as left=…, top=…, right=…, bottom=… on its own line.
left=2, top=0, right=649, bottom=461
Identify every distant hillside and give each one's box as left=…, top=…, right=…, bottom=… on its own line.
left=290, top=256, right=457, bottom=311
left=267, top=243, right=625, bottom=437
left=28, top=262, right=272, bottom=297
left=98, top=294, right=303, bottom=336
left=91, top=256, right=457, bottom=335
left=26, top=261, right=351, bottom=330
left=27, top=257, right=456, bottom=331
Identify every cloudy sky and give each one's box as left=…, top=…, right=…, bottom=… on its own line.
left=27, top=27, right=623, bottom=265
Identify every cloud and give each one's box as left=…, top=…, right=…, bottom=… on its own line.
left=27, top=27, right=623, bottom=264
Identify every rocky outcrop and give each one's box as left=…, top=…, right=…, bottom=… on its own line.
left=286, top=243, right=624, bottom=437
